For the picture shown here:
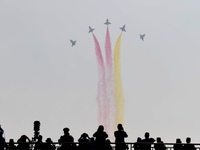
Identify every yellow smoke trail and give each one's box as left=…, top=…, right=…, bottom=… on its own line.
left=114, top=33, right=124, bottom=126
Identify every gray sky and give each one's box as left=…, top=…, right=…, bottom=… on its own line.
left=1, top=0, right=200, bottom=143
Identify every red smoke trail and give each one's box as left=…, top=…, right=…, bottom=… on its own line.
left=92, top=33, right=107, bottom=126
left=105, top=26, right=115, bottom=137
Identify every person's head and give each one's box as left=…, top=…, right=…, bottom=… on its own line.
left=137, top=137, right=142, bottom=142
left=156, top=137, right=161, bottom=143
left=117, top=124, right=123, bottom=131
left=81, top=133, right=88, bottom=138
left=38, top=135, right=43, bottom=141
left=186, top=137, right=191, bottom=144
left=20, top=135, right=27, bottom=141
left=9, top=139, right=15, bottom=146
left=144, top=132, right=149, bottom=139
left=46, top=138, right=52, bottom=143
left=97, top=125, right=104, bottom=132
left=9, top=139, right=14, bottom=144
left=63, top=128, right=70, bottom=135
left=176, top=138, right=182, bottom=143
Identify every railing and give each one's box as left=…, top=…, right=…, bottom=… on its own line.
left=2, top=142, right=200, bottom=150
left=125, top=142, right=200, bottom=150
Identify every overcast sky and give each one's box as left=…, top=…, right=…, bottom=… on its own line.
left=1, top=0, right=200, bottom=143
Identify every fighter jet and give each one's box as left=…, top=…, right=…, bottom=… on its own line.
left=104, top=19, right=111, bottom=25
left=70, top=40, right=76, bottom=47
left=88, top=26, right=95, bottom=33
left=140, top=34, right=146, bottom=41
left=120, top=25, right=126, bottom=32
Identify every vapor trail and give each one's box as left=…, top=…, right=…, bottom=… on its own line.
left=92, top=33, right=107, bottom=125
left=105, top=26, right=115, bottom=134
left=114, top=33, right=124, bottom=126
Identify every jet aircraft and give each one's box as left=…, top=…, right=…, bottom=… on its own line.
left=120, top=25, right=126, bottom=32
left=104, top=19, right=111, bottom=25
left=70, top=40, right=76, bottom=47
left=88, top=26, right=95, bottom=33
left=140, top=34, right=146, bottom=41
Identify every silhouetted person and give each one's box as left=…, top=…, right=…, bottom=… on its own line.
left=183, top=137, right=195, bottom=150
left=114, top=124, right=128, bottom=150
left=0, top=125, right=6, bottom=150
left=141, top=132, right=155, bottom=150
left=43, top=138, right=56, bottom=150
left=173, top=139, right=183, bottom=150
left=134, top=137, right=142, bottom=150
left=154, top=137, right=166, bottom=150
left=78, top=133, right=90, bottom=150
left=93, top=125, right=108, bottom=150
left=0, top=126, right=4, bottom=137
left=7, top=139, right=17, bottom=150
left=58, top=127, right=74, bottom=150
left=0, top=125, right=7, bottom=150
left=34, top=135, right=44, bottom=150
left=17, top=135, right=31, bottom=150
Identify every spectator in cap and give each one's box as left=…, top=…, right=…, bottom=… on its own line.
left=58, top=127, right=74, bottom=150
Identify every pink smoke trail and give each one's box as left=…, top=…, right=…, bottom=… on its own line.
left=92, top=33, right=107, bottom=126
left=105, top=26, right=115, bottom=137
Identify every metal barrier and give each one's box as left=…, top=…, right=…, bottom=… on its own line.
left=2, top=142, right=200, bottom=150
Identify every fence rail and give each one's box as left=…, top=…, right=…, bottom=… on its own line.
left=2, top=142, right=200, bottom=150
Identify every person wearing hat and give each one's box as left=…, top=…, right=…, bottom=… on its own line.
left=58, top=127, right=74, bottom=150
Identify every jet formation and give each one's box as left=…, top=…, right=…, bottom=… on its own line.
left=69, top=19, right=147, bottom=47
left=70, top=40, right=76, bottom=47
left=120, top=25, right=126, bottom=32
left=140, top=34, right=146, bottom=41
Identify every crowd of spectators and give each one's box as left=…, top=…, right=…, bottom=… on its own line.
left=0, top=123, right=197, bottom=150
